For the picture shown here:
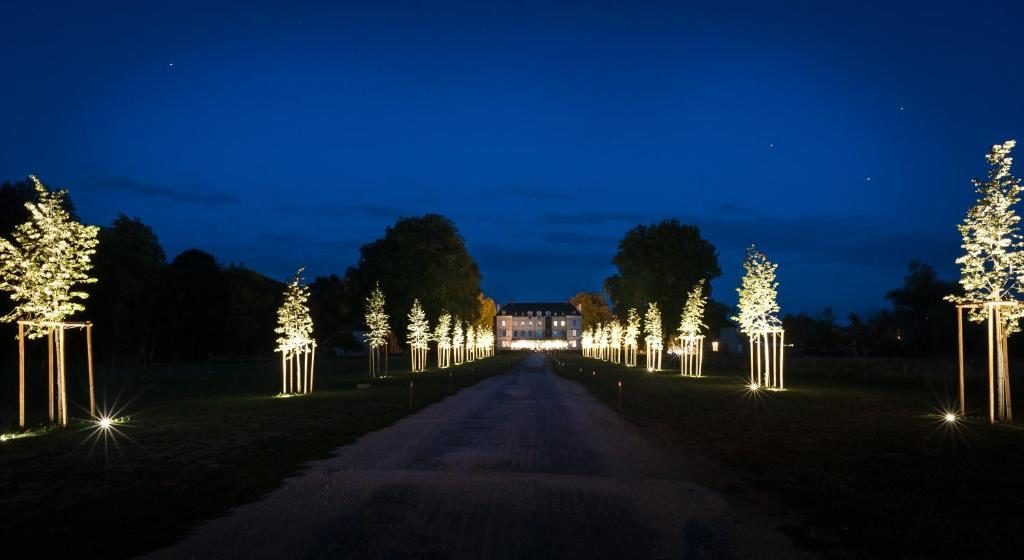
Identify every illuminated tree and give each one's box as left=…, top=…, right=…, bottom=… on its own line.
left=623, top=308, right=640, bottom=367
left=363, top=282, right=389, bottom=378
left=476, top=326, right=493, bottom=358
left=434, top=311, right=452, bottom=369
left=465, top=324, right=476, bottom=362
left=947, top=140, right=1023, bottom=422
left=407, top=299, right=430, bottom=372
left=452, top=320, right=465, bottom=365
left=599, top=322, right=611, bottom=361
left=678, top=279, right=708, bottom=377
left=581, top=326, right=594, bottom=358
left=610, top=320, right=624, bottom=364
left=733, top=246, right=784, bottom=389
left=275, top=268, right=317, bottom=395
left=0, top=176, right=100, bottom=427
left=643, top=303, right=663, bottom=371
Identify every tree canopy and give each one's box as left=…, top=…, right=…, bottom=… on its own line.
left=570, top=291, right=616, bottom=329
left=605, top=219, right=720, bottom=335
left=0, top=176, right=99, bottom=337
left=345, top=214, right=482, bottom=337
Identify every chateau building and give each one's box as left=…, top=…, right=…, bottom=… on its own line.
left=494, top=302, right=583, bottom=350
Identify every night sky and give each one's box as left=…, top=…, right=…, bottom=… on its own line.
left=2, top=1, right=1023, bottom=318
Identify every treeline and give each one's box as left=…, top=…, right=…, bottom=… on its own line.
left=0, top=179, right=490, bottom=368
left=781, top=261, right=960, bottom=357
left=574, top=219, right=963, bottom=358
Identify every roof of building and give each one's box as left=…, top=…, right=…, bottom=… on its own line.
left=497, top=302, right=580, bottom=316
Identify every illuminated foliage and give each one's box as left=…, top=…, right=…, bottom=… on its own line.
left=733, top=247, right=785, bottom=389
left=275, top=268, right=316, bottom=395
left=452, top=320, right=465, bottom=365
left=0, top=176, right=100, bottom=338
left=434, top=311, right=452, bottom=368
left=609, top=320, right=624, bottom=363
left=733, top=246, right=781, bottom=335
left=643, top=302, right=663, bottom=371
left=581, top=326, right=594, bottom=358
left=678, top=279, right=708, bottom=339
left=275, top=268, right=314, bottom=354
left=465, top=324, right=476, bottom=361
left=947, top=140, right=1023, bottom=423
left=364, top=282, right=389, bottom=377
left=407, top=299, right=430, bottom=372
left=947, top=140, right=1024, bottom=329
left=623, top=308, right=640, bottom=367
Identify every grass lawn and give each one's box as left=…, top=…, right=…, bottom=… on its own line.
left=553, top=352, right=1024, bottom=559
left=0, top=352, right=522, bottom=558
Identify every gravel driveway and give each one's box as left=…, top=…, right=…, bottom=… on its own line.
left=144, top=353, right=805, bottom=559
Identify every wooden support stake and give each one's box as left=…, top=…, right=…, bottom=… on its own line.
left=87, top=323, right=95, bottom=418
left=58, top=326, right=67, bottom=427
left=48, top=328, right=54, bottom=422
left=18, top=322, right=25, bottom=429
left=310, top=344, right=317, bottom=393
left=780, top=330, right=786, bottom=389
left=988, top=305, right=995, bottom=424
left=957, top=306, right=965, bottom=416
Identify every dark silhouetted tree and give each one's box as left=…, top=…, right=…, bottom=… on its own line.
left=89, top=215, right=167, bottom=367
left=605, top=220, right=721, bottom=336
left=345, top=214, right=482, bottom=338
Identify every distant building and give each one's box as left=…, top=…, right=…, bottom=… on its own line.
left=495, top=302, right=583, bottom=350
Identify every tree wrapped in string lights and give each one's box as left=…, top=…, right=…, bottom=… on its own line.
left=433, top=311, right=452, bottom=369
left=733, top=246, right=784, bottom=390
left=643, top=303, right=663, bottom=371
left=275, top=268, right=317, bottom=395
left=610, top=320, right=624, bottom=364
left=624, top=308, right=640, bottom=367
left=363, top=282, right=390, bottom=378
left=407, top=299, right=430, bottom=373
left=452, top=320, right=465, bottom=365
left=678, top=279, right=708, bottom=377
left=0, top=176, right=100, bottom=428
left=947, top=140, right=1024, bottom=423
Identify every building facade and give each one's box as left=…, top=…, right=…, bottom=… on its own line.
left=494, top=302, right=583, bottom=350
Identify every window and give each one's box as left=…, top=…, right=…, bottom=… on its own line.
left=501, top=320, right=506, bottom=327
left=501, top=329, right=507, bottom=337
left=513, top=330, right=518, bottom=337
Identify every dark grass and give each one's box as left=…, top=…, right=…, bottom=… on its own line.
left=552, top=352, right=1024, bottom=559
left=0, top=353, right=522, bottom=558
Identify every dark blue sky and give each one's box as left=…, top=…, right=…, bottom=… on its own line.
left=2, top=0, right=1023, bottom=318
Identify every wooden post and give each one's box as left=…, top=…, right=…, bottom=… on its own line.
left=48, top=328, right=54, bottom=422
left=309, top=343, right=317, bottom=393
left=18, top=321, right=25, bottom=429
left=957, top=306, right=965, bottom=416
left=1003, top=331, right=1012, bottom=422
left=749, top=338, right=754, bottom=385
left=86, top=323, right=95, bottom=419
left=58, top=326, right=67, bottom=427
left=988, top=305, right=995, bottom=424
left=779, top=330, right=785, bottom=389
